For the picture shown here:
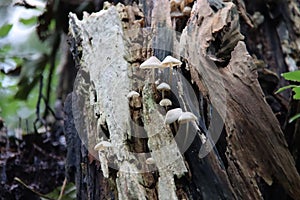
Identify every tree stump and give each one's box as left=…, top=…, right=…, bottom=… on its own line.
left=64, top=0, right=300, bottom=199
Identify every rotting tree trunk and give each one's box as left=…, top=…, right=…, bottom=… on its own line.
left=64, top=0, right=300, bottom=199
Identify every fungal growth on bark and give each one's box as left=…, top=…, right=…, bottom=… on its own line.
left=66, top=0, right=300, bottom=199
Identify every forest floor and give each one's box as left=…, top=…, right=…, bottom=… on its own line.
left=0, top=123, right=66, bottom=200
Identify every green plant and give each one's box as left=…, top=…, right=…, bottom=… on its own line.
left=276, top=70, right=300, bottom=123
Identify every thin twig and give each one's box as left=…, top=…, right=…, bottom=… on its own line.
left=14, top=177, right=55, bottom=200
left=34, top=76, right=47, bottom=133
left=42, top=96, right=63, bottom=120
left=32, top=143, right=62, bottom=160
left=44, top=33, right=60, bottom=118
left=57, top=177, right=67, bottom=200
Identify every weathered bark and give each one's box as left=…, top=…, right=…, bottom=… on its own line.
left=64, top=0, right=300, bottom=199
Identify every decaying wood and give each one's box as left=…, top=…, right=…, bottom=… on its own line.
left=68, top=3, right=189, bottom=199
left=181, top=0, right=300, bottom=199
left=65, top=0, right=300, bottom=199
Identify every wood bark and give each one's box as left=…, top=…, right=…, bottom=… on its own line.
left=64, top=0, right=300, bottom=199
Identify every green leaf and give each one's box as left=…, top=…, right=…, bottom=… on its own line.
left=15, top=54, right=48, bottom=100
left=0, top=44, right=11, bottom=54
left=292, top=86, right=300, bottom=100
left=12, top=57, right=23, bottom=66
left=19, top=17, right=37, bottom=26
left=281, top=70, right=300, bottom=82
left=275, top=85, right=298, bottom=94
left=0, top=24, right=13, bottom=37
left=289, top=113, right=300, bottom=123
left=41, top=182, right=76, bottom=200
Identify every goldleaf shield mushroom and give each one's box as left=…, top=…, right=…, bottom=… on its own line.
left=139, top=56, right=162, bottom=82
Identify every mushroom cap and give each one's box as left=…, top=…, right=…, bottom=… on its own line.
left=157, top=82, right=171, bottom=91
left=183, top=6, right=192, bottom=16
left=127, top=91, right=140, bottom=99
left=178, top=112, right=197, bottom=123
left=159, top=99, right=172, bottom=107
left=140, top=56, right=162, bottom=69
left=146, top=157, right=155, bottom=165
left=170, top=11, right=184, bottom=18
left=165, top=108, right=183, bottom=124
left=94, top=141, right=112, bottom=151
left=162, top=56, right=182, bottom=67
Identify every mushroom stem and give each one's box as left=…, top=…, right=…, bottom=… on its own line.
left=174, top=122, right=178, bottom=133
left=183, top=123, right=189, bottom=148
left=169, top=65, right=173, bottom=85
left=152, top=68, right=155, bottom=83
left=172, top=18, right=176, bottom=29
left=162, top=91, right=165, bottom=99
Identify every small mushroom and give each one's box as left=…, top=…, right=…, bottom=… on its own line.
left=127, top=91, right=140, bottom=98
left=159, top=98, right=172, bottom=109
left=146, top=157, right=155, bottom=165
left=94, top=141, right=112, bottom=152
left=127, top=91, right=141, bottom=108
left=140, top=56, right=162, bottom=83
left=170, top=11, right=184, bottom=29
left=178, top=112, right=197, bottom=123
left=183, top=6, right=192, bottom=16
left=178, top=112, right=197, bottom=146
left=162, top=56, right=182, bottom=84
left=165, top=108, right=182, bottom=124
left=157, top=82, right=171, bottom=99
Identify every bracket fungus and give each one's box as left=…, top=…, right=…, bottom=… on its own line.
left=157, top=82, right=171, bottom=99
left=140, top=56, right=162, bottom=83
left=162, top=56, right=182, bottom=84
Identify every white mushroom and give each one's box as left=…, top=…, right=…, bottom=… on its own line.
left=94, top=141, right=112, bottom=152
left=162, top=56, right=182, bottom=84
left=183, top=6, right=192, bottom=16
left=157, top=82, right=171, bottom=99
left=127, top=91, right=141, bottom=108
left=159, top=98, right=172, bottom=109
left=178, top=112, right=197, bottom=123
left=146, top=157, right=155, bottom=165
left=178, top=111, right=197, bottom=146
left=127, top=91, right=140, bottom=99
left=165, top=108, right=182, bottom=124
left=140, top=56, right=162, bottom=82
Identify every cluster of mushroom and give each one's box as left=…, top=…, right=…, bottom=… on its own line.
left=139, top=55, right=182, bottom=84
left=165, top=108, right=196, bottom=130
left=140, top=56, right=176, bottom=111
